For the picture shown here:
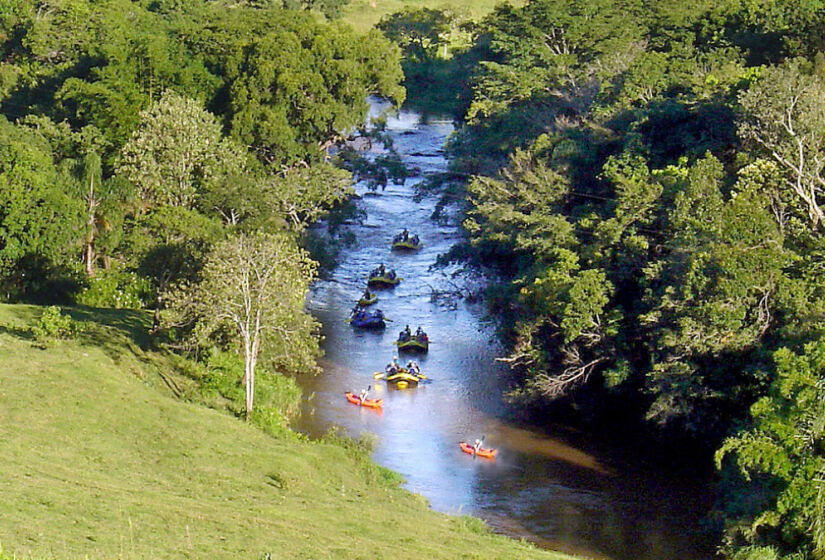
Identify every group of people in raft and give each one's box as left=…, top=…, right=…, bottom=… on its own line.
left=384, top=354, right=422, bottom=377
left=397, top=324, right=428, bottom=344
left=347, top=229, right=495, bottom=458
left=392, top=228, right=420, bottom=246
left=368, top=263, right=396, bottom=281
left=349, top=302, right=383, bottom=322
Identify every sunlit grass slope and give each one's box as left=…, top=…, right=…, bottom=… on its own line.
left=0, top=304, right=573, bottom=560
left=342, top=0, right=524, bottom=33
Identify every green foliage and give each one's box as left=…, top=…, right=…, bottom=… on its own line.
left=30, top=306, right=84, bottom=342
left=75, top=270, right=151, bottom=309
left=174, top=232, right=320, bottom=375
left=168, top=232, right=320, bottom=419
left=421, top=1, right=825, bottom=557
left=0, top=117, right=84, bottom=287
left=717, top=340, right=825, bottom=559
left=118, top=90, right=246, bottom=209
left=738, top=59, right=825, bottom=230
left=0, top=0, right=404, bottom=315
left=377, top=7, right=462, bottom=63
left=223, top=13, right=404, bottom=164
left=191, top=349, right=303, bottom=433
left=464, top=148, right=574, bottom=262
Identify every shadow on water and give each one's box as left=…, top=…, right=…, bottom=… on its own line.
left=297, top=101, right=716, bottom=560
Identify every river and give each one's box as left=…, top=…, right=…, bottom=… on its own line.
left=297, top=103, right=715, bottom=560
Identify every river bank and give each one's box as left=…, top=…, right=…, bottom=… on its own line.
left=0, top=303, right=571, bottom=560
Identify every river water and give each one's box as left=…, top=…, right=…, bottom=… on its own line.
left=298, top=105, right=715, bottom=560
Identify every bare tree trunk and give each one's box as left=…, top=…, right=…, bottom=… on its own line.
left=244, top=335, right=256, bottom=421
left=84, top=238, right=95, bottom=277
left=84, top=174, right=97, bottom=277
left=246, top=333, right=261, bottom=420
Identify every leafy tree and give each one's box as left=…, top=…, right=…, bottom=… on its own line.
left=641, top=155, right=789, bottom=433
left=169, top=232, right=317, bottom=419
left=17, top=115, right=130, bottom=277
left=0, top=117, right=83, bottom=288
left=129, top=206, right=224, bottom=331
left=377, top=8, right=459, bottom=64
left=199, top=162, right=352, bottom=231
left=118, top=90, right=246, bottom=209
left=464, top=148, right=575, bottom=262
left=223, top=14, right=404, bottom=164
left=717, top=340, right=825, bottom=559
left=739, top=59, right=825, bottom=230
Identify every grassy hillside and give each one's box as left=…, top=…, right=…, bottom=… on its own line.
left=0, top=304, right=574, bottom=560
left=342, top=0, right=523, bottom=33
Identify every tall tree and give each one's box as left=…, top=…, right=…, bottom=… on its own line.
left=170, top=233, right=317, bottom=419
left=223, top=14, right=404, bottom=164
left=117, top=90, right=246, bottom=209
left=0, top=117, right=83, bottom=284
left=739, top=59, right=825, bottom=230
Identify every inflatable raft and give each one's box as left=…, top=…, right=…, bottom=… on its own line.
left=368, top=273, right=402, bottom=287
left=392, top=239, right=422, bottom=250
left=345, top=392, right=383, bottom=409
left=349, top=310, right=386, bottom=329
left=396, top=335, right=429, bottom=352
left=459, top=442, right=497, bottom=459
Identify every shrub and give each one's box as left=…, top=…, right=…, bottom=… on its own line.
left=180, top=349, right=302, bottom=433
left=75, top=271, right=150, bottom=309
left=31, top=306, right=84, bottom=343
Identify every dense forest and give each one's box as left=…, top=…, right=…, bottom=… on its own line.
left=0, top=0, right=403, bottom=416
left=380, top=1, right=825, bottom=558
left=3, top=0, right=825, bottom=558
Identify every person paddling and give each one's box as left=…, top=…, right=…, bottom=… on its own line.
left=473, top=436, right=485, bottom=453
left=359, top=385, right=371, bottom=404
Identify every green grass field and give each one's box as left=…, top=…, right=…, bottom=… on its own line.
left=341, top=0, right=522, bottom=33
left=0, top=304, right=576, bottom=560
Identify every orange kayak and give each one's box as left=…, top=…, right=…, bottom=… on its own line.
left=345, top=392, right=383, bottom=409
left=459, top=442, right=497, bottom=459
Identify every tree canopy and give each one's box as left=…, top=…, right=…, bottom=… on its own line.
left=0, top=0, right=404, bottom=416
left=379, top=1, right=825, bottom=557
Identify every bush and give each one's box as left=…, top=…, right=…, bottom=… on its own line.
left=179, top=349, right=302, bottom=433
left=256, top=370, right=302, bottom=424
left=31, top=306, right=84, bottom=343
left=75, top=271, right=150, bottom=309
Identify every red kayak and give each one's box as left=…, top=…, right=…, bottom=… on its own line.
left=459, top=441, right=497, bottom=459
left=345, top=392, right=383, bottom=409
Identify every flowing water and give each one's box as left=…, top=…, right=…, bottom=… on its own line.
left=297, top=104, right=715, bottom=560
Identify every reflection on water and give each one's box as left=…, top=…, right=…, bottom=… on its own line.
left=297, top=104, right=715, bottom=560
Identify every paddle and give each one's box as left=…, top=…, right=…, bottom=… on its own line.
left=373, top=371, right=386, bottom=379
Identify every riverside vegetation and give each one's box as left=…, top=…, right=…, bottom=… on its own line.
left=378, top=1, right=825, bottom=559
left=4, top=0, right=825, bottom=559
left=0, top=1, right=573, bottom=558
